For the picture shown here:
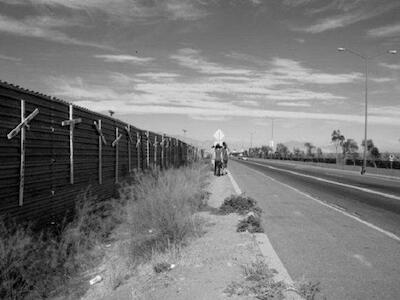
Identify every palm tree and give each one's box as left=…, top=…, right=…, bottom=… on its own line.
left=331, top=129, right=345, bottom=163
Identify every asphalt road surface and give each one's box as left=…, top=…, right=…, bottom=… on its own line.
left=229, top=158, right=400, bottom=300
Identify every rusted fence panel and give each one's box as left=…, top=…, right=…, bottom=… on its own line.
left=0, top=82, right=197, bottom=222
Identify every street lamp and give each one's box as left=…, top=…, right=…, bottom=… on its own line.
left=337, top=47, right=397, bottom=175
left=250, top=131, right=255, bottom=156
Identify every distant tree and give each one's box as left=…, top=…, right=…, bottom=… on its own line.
left=342, top=139, right=359, bottom=166
left=331, top=129, right=345, bottom=163
left=304, top=142, right=315, bottom=158
left=361, top=139, right=380, bottom=168
left=293, top=147, right=301, bottom=160
left=261, top=145, right=273, bottom=158
left=276, top=143, right=289, bottom=159
left=316, top=147, right=323, bottom=160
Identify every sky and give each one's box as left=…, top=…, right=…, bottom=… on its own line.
left=0, top=0, right=399, bottom=152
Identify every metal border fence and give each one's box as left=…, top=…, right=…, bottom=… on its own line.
left=0, top=81, right=200, bottom=222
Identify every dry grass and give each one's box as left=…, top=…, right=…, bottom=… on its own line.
left=117, top=164, right=208, bottom=265
left=0, top=188, right=118, bottom=299
left=0, top=162, right=208, bottom=300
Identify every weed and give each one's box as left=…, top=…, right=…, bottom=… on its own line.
left=219, top=194, right=262, bottom=215
left=224, top=259, right=286, bottom=300
left=294, top=280, right=322, bottom=300
left=237, top=214, right=264, bottom=233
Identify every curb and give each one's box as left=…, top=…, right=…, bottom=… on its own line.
left=227, top=170, right=304, bottom=300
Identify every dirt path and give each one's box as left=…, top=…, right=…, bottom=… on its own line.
left=81, top=173, right=262, bottom=300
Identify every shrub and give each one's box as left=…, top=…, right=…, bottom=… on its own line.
left=219, top=194, right=262, bottom=215
left=237, top=214, right=264, bottom=233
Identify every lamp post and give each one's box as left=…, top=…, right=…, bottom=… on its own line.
left=337, top=47, right=397, bottom=175
left=250, top=131, right=255, bottom=156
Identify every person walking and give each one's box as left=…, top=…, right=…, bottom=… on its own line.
left=222, top=142, right=229, bottom=174
left=214, top=144, right=222, bottom=176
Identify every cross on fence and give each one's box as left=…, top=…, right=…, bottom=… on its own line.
left=61, top=104, right=82, bottom=184
left=136, top=132, right=141, bottom=170
left=112, top=127, right=123, bottom=183
left=7, top=99, right=39, bottom=206
left=125, top=125, right=133, bottom=173
left=94, top=120, right=107, bottom=184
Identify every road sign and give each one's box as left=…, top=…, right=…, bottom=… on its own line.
left=389, top=154, right=395, bottom=162
left=213, top=129, right=224, bottom=142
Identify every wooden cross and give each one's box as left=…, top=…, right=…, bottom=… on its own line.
left=7, top=100, right=39, bottom=206
left=154, top=136, right=158, bottom=168
left=112, top=128, right=122, bottom=183
left=136, top=132, right=141, bottom=170
left=125, top=125, right=133, bottom=173
left=94, top=120, right=107, bottom=184
left=165, top=137, right=170, bottom=168
left=61, top=104, right=81, bottom=184
left=145, top=131, right=150, bottom=169
left=161, top=135, right=165, bottom=169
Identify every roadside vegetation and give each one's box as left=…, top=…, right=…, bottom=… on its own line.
left=243, top=128, right=399, bottom=170
left=225, top=259, right=322, bottom=300
left=219, top=194, right=264, bottom=233
left=0, top=162, right=208, bottom=300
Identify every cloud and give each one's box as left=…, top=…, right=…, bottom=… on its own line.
left=291, top=2, right=400, bottom=33
left=270, top=58, right=362, bottom=84
left=370, top=105, right=400, bottom=116
left=0, top=14, right=111, bottom=49
left=1, top=0, right=208, bottom=22
left=189, top=114, right=231, bottom=121
left=94, top=54, right=154, bottom=64
left=46, top=74, right=400, bottom=126
left=379, top=63, right=400, bottom=70
left=0, top=53, right=21, bottom=62
left=172, top=49, right=360, bottom=86
left=171, top=48, right=253, bottom=75
left=136, top=72, right=181, bottom=79
left=367, top=23, right=400, bottom=37
left=276, top=101, right=311, bottom=107
left=370, top=77, right=394, bottom=83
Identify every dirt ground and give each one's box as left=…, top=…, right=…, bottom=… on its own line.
left=81, top=172, right=263, bottom=300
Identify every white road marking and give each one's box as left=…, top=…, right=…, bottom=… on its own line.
left=237, top=162, right=400, bottom=243
left=227, top=170, right=242, bottom=194
left=353, top=254, right=372, bottom=268
left=247, top=161, right=400, bottom=202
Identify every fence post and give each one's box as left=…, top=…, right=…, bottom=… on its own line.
left=146, top=131, right=150, bottom=169
left=94, top=119, right=107, bottom=184
left=136, top=131, right=141, bottom=170
left=112, top=127, right=122, bottom=183
left=125, top=125, right=134, bottom=173
left=154, top=136, right=158, bottom=168
left=161, top=134, right=165, bottom=169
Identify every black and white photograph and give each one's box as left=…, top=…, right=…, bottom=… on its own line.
left=0, top=0, right=399, bottom=299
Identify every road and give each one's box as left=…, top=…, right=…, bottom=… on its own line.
left=229, top=158, right=400, bottom=300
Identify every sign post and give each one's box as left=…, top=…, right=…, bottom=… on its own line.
left=213, top=129, right=224, bottom=144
